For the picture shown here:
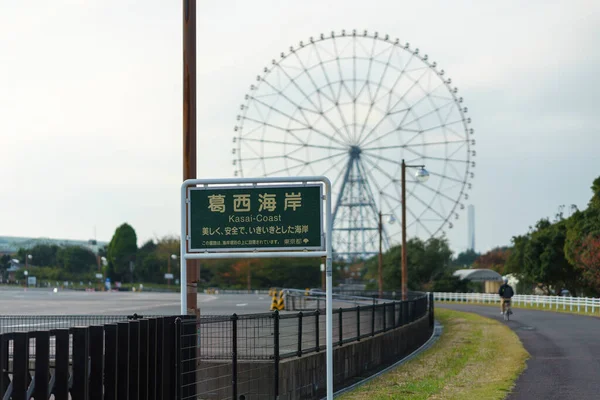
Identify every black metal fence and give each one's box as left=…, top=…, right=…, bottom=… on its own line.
left=1, top=293, right=434, bottom=400
left=0, top=314, right=183, bottom=400
left=0, top=314, right=149, bottom=334
left=177, top=293, right=433, bottom=399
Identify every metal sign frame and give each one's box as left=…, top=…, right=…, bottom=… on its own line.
left=180, top=176, right=334, bottom=399
left=186, top=182, right=324, bottom=253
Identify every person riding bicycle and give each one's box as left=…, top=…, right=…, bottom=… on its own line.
left=498, top=278, right=514, bottom=315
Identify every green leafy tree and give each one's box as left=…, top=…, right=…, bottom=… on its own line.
left=431, top=269, right=471, bottom=292
left=16, top=244, right=59, bottom=267
left=364, top=237, right=453, bottom=291
left=564, top=177, right=600, bottom=294
left=1, top=254, right=10, bottom=269
left=509, top=219, right=580, bottom=295
left=135, top=239, right=160, bottom=283
left=452, top=249, right=480, bottom=267
left=107, top=223, right=138, bottom=282
left=473, top=247, right=510, bottom=275
left=56, top=246, right=97, bottom=275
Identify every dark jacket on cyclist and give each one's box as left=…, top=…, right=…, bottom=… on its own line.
left=499, top=283, right=514, bottom=299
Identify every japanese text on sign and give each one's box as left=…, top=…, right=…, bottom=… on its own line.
left=188, top=185, right=322, bottom=251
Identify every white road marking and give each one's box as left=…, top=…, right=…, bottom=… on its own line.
left=236, top=303, right=248, bottom=307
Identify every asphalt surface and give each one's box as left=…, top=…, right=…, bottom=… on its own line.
left=0, top=287, right=420, bottom=359
left=439, top=303, right=600, bottom=400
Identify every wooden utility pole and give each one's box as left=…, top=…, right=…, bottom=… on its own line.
left=183, top=0, right=198, bottom=315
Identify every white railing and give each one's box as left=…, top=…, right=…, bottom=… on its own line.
left=434, top=292, right=600, bottom=314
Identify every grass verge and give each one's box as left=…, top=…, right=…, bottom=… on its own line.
left=437, top=300, right=600, bottom=318
left=339, top=309, right=528, bottom=400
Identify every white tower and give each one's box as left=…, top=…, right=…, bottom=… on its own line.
left=467, top=205, right=475, bottom=251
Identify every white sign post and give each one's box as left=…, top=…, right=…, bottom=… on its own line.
left=181, top=176, right=334, bottom=399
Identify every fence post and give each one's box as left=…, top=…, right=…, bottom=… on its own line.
left=382, top=303, right=387, bottom=331
left=391, top=302, right=396, bottom=328
left=72, top=327, right=90, bottom=400
left=12, top=332, right=29, bottom=399
left=104, top=324, right=118, bottom=400
left=147, top=319, right=158, bottom=400
left=338, top=308, right=343, bottom=346
left=89, top=326, right=104, bottom=400
left=232, top=313, right=238, bottom=400
left=0, top=334, right=8, bottom=397
left=128, top=320, right=140, bottom=400
left=371, top=304, right=375, bottom=336
left=273, top=310, right=280, bottom=398
left=117, top=321, right=130, bottom=399
left=356, top=306, right=360, bottom=341
left=175, top=318, right=182, bottom=400
left=297, top=312, right=303, bottom=357
left=315, top=309, right=320, bottom=351
left=139, top=319, right=149, bottom=400
left=33, top=331, right=50, bottom=400
left=155, top=318, right=165, bottom=400
left=54, top=329, right=70, bottom=400
left=429, top=293, right=435, bottom=329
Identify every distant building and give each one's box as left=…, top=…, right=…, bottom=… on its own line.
left=6, top=259, right=22, bottom=283
left=0, top=236, right=107, bottom=255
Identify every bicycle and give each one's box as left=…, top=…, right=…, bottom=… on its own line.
left=503, top=299, right=513, bottom=321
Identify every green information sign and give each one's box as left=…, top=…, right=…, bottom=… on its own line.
left=188, top=184, right=323, bottom=252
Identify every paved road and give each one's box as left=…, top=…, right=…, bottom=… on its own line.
left=0, top=288, right=422, bottom=360
left=439, top=304, right=600, bottom=400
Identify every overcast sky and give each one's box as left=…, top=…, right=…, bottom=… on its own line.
left=1, top=0, right=599, bottom=254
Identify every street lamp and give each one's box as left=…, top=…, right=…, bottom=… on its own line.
left=25, top=254, right=32, bottom=288
left=378, top=200, right=396, bottom=299
left=401, top=160, right=429, bottom=300
left=168, top=254, right=178, bottom=288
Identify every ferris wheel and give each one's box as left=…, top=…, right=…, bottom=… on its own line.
left=232, top=30, right=475, bottom=260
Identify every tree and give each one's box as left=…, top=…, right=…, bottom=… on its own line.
left=1, top=254, right=10, bottom=269
left=16, top=244, right=59, bottom=267
left=510, top=219, right=580, bottom=295
left=106, top=223, right=138, bottom=282
left=134, top=239, right=160, bottom=283
left=364, top=237, right=453, bottom=291
left=56, top=246, right=97, bottom=276
left=473, top=247, right=510, bottom=275
left=431, top=269, right=471, bottom=292
left=571, top=235, right=600, bottom=291
left=452, top=249, right=480, bottom=267
left=564, top=177, right=600, bottom=294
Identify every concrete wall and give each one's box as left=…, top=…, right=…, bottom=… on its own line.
left=195, top=314, right=432, bottom=399
left=277, top=315, right=432, bottom=399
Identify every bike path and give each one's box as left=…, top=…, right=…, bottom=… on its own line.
left=439, top=303, right=600, bottom=400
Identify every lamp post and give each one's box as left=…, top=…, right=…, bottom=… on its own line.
left=100, top=257, right=108, bottom=291
left=401, top=160, right=429, bottom=300
left=168, top=254, right=178, bottom=288
left=377, top=202, right=396, bottom=299
left=320, top=263, right=325, bottom=292
left=25, top=254, right=32, bottom=288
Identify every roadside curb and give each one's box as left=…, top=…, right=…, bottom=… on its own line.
left=326, top=320, right=444, bottom=399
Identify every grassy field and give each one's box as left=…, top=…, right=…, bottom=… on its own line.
left=437, top=300, right=600, bottom=318
left=339, top=308, right=528, bottom=400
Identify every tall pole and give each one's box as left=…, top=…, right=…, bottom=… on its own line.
left=168, top=256, right=172, bottom=288
left=183, top=0, right=198, bottom=315
left=401, top=160, right=408, bottom=301
left=378, top=211, right=383, bottom=298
